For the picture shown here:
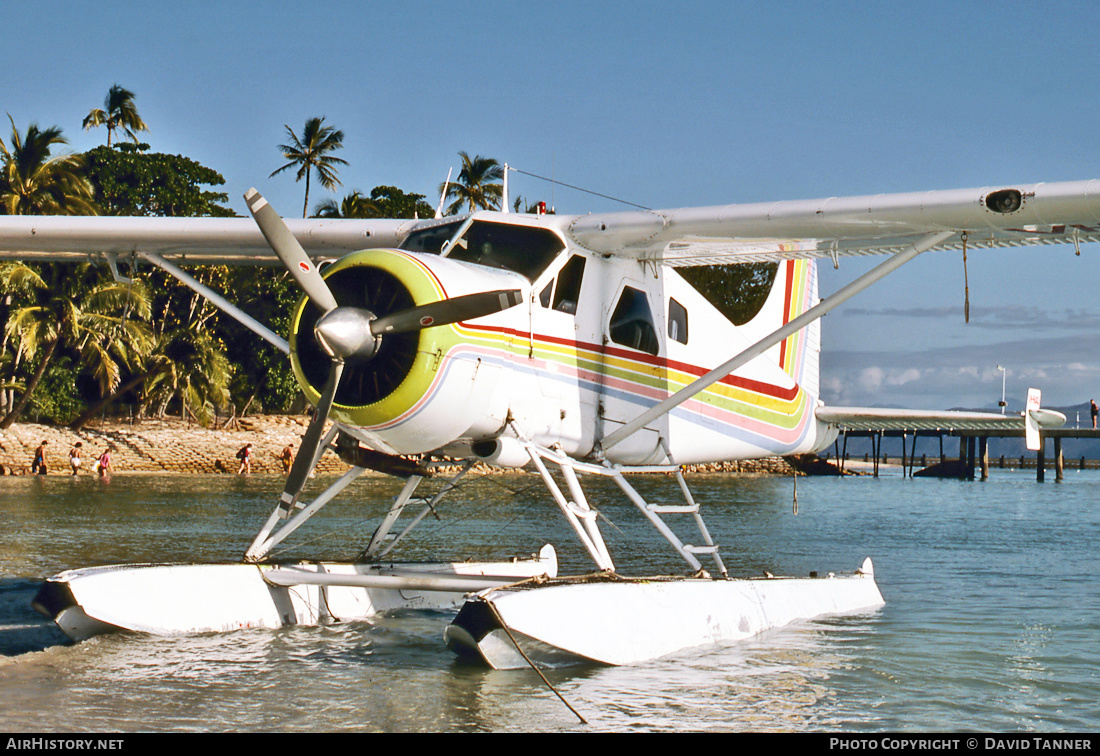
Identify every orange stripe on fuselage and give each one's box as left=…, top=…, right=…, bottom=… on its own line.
left=456, top=322, right=800, bottom=402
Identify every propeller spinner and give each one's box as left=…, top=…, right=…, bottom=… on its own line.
left=244, top=189, right=523, bottom=510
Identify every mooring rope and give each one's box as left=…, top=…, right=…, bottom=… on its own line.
left=483, top=597, right=587, bottom=725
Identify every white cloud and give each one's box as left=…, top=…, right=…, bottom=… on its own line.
left=888, top=368, right=922, bottom=386
left=858, top=367, right=885, bottom=392
left=819, top=331, right=1100, bottom=409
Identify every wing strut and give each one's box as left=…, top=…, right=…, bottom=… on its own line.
left=245, top=464, right=369, bottom=561
left=142, top=252, right=290, bottom=355
left=600, top=230, right=954, bottom=452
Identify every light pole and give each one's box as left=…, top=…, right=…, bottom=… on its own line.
left=997, top=365, right=1006, bottom=414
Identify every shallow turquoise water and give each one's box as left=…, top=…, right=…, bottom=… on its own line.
left=0, top=469, right=1096, bottom=732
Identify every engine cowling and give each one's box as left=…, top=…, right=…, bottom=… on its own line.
left=289, top=248, right=529, bottom=453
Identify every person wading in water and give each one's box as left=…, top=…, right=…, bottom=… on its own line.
left=69, top=442, right=83, bottom=475
left=31, top=441, right=48, bottom=475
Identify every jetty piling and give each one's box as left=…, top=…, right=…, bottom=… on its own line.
left=834, top=426, right=1099, bottom=481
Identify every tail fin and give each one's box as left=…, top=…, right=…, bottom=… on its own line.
left=739, top=258, right=820, bottom=400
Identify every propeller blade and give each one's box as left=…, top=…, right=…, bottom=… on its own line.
left=370, top=289, right=523, bottom=335
left=244, top=188, right=338, bottom=313
left=279, top=360, right=344, bottom=512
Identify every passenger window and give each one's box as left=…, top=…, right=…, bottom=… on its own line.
left=609, top=287, right=659, bottom=356
left=668, top=298, right=688, bottom=344
left=551, top=256, right=586, bottom=315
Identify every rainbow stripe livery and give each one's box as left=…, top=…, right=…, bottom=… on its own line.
left=287, top=235, right=831, bottom=466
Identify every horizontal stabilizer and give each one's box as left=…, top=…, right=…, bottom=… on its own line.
left=816, top=406, right=1066, bottom=433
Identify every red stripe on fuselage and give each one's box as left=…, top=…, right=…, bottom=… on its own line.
left=457, top=322, right=800, bottom=402
left=778, top=259, right=796, bottom=370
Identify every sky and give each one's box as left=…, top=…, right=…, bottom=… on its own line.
left=3, top=0, right=1100, bottom=413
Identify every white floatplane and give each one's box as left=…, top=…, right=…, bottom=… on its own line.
left=1, top=174, right=1081, bottom=666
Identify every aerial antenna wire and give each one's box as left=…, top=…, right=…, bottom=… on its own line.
left=509, top=166, right=652, bottom=211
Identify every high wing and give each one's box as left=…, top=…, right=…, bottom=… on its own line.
left=0, top=215, right=414, bottom=264
left=563, top=180, right=1100, bottom=265
left=1, top=180, right=1098, bottom=267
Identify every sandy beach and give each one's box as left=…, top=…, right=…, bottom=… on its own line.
left=0, top=416, right=799, bottom=476
left=0, top=415, right=341, bottom=476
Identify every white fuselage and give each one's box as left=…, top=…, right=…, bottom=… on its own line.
left=324, top=213, right=835, bottom=466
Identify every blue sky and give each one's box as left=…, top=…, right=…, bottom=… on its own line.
left=4, top=1, right=1100, bottom=412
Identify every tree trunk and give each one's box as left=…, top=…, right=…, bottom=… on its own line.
left=0, top=339, right=58, bottom=429
left=303, top=170, right=311, bottom=218
left=70, top=367, right=164, bottom=431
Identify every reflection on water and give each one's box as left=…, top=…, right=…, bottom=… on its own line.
left=0, top=470, right=1097, bottom=731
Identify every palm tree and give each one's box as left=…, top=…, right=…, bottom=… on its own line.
left=0, top=117, right=97, bottom=215
left=270, top=117, right=347, bottom=217
left=440, top=152, right=503, bottom=214
left=313, top=190, right=379, bottom=218
left=0, top=262, right=152, bottom=428
left=83, top=85, right=149, bottom=147
left=141, top=327, right=231, bottom=426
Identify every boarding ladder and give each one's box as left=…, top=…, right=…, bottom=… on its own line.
left=519, top=436, right=728, bottom=578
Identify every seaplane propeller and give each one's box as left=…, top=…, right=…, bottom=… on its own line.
left=243, top=188, right=523, bottom=510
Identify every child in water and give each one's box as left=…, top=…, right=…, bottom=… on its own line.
left=94, top=448, right=113, bottom=476
left=69, top=442, right=82, bottom=475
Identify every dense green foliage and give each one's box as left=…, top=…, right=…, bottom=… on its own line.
left=26, top=358, right=82, bottom=425
left=368, top=185, right=435, bottom=219
left=84, top=143, right=234, bottom=217
left=679, top=262, right=778, bottom=325
left=0, top=261, right=153, bottom=427
left=313, top=185, right=435, bottom=219
left=218, top=268, right=300, bottom=414
left=0, top=94, right=249, bottom=425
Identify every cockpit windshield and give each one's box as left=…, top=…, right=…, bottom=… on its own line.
left=399, top=218, right=565, bottom=282
left=400, top=220, right=466, bottom=255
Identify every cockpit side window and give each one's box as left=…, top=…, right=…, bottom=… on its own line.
left=551, top=255, right=586, bottom=315
left=539, top=281, right=553, bottom=307
left=609, top=287, right=659, bottom=356
left=445, top=221, right=564, bottom=282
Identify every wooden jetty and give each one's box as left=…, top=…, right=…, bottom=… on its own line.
left=827, top=427, right=1100, bottom=482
